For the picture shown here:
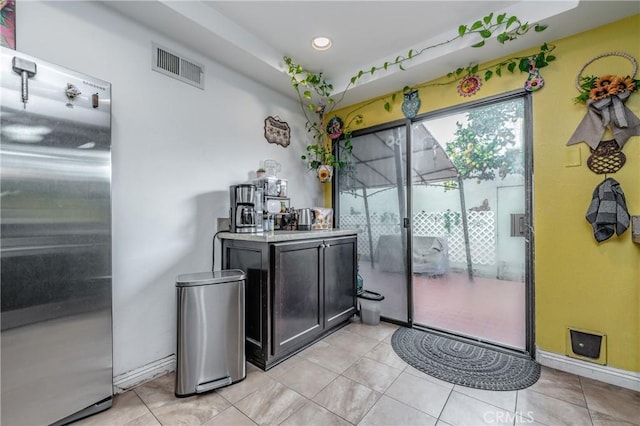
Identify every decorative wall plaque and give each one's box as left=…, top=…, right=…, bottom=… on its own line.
left=264, top=116, right=290, bottom=147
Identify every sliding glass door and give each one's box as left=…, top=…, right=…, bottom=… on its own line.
left=410, top=96, right=529, bottom=350
left=336, top=124, right=409, bottom=323
left=335, top=93, right=532, bottom=352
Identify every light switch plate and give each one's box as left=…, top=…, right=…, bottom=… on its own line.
left=565, top=146, right=581, bottom=167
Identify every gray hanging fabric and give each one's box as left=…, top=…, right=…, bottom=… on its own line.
left=585, top=178, right=630, bottom=242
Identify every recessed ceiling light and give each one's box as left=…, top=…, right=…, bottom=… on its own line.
left=312, top=36, right=332, bottom=51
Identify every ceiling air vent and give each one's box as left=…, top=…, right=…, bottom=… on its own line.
left=152, top=43, right=204, bottom=90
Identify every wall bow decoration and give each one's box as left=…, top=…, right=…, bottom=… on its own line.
left=567, top=52, right=640, bottom=150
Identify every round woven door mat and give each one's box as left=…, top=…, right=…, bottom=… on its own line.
left=391, top=327, right=540, bottom=391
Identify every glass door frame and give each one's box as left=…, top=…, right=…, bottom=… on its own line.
left=333, top=89, right=535, bottom=357
left=332, top=118, right=412, bottom=326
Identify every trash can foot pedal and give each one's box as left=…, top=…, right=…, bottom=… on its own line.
left=196, top=376, right=232, bottom=393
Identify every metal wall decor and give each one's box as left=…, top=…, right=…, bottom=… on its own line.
left=457, top=75, right=482, bottom=97
left=586, top=140, right=626, bottom=174
left=524, top=60, right=545, bottom=92
left=401, top=89, right=421, bottom=118
left=326, top=116, right=344, bottom=139
left=264, top=116, right=291, bottom=147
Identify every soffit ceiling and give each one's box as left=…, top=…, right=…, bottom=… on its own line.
left=103, top=1, right=639, bottom=107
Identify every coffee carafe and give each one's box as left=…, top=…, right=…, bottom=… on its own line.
left=230, top=184, right=257, bottom=233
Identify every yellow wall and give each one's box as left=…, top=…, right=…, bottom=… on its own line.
left=332, top=15, right=640, bottom=372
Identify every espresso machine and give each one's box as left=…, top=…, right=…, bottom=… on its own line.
left=230, top=184, right=257, bottom=233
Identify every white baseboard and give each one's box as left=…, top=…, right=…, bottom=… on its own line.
left=536, top=348, right=640, bottom=392
left=112, top=354, right=176, bottom=394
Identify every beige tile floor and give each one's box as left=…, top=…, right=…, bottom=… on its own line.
left=77, top=322, right=640, bottom=426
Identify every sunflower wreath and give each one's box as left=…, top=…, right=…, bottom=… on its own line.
left=573, top=52, right=640, bottom=104
left=567, top=52, right=640, bottom=150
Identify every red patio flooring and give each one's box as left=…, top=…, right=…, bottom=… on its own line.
left=413, top=272, right=526, bottom=349
left=359, top=262, right=526, bottom=349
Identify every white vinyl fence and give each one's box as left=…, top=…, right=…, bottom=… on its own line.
left=341, top=210, right=496, bottom=267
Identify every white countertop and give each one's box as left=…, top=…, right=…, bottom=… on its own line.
left=218, top=228, right=358, bottom=242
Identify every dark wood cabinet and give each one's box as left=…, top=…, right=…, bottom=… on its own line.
left=271, top=240, right=323, bottom=356
left=323, top=238, right=357, bottom=329
left=221, top=234, right=356, bottom=370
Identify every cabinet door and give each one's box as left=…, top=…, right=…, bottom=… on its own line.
left=271, top=240, right=322, bottom=357
left=226, top=244, right=266, bottom=351
left=323, top=237, right=357, bottom=329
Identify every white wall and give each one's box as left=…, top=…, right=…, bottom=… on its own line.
left=16, top=1, right=322, bottom=377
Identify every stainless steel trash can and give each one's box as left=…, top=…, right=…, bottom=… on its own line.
left=175, top=270, right=246, bottom=397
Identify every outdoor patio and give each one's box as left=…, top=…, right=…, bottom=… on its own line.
left=359, top=262, right=526, bottom=349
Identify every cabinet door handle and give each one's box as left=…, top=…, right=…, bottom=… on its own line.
left=325, top=243, right=330, bottom=248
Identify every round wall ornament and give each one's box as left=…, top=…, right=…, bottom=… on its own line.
left=457, top=75, right=482, bottom=97
left=573, top=51, right=638, bottom=104
left=567, top=51, right=640, bottom=149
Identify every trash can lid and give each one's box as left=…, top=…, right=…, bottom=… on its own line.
left=176, top=269, right=246, bottom=287
left=357, top=290, right=385, bottom=301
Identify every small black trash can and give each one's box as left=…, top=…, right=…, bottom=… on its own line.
left=357, top=290, right=385, bottom=325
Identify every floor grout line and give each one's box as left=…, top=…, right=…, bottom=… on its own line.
left=525, top=385, right=590, bottom=410
left=435, top=387, right=454, bottom=424
left=84, top=322, right=640, bottom=426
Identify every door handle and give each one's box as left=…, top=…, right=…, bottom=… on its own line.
left=510, top=213, right=526, bottom=237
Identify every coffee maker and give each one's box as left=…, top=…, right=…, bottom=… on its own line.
left=230, top=184, right=257, bottom=233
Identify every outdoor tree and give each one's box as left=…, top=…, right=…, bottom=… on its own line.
left=445, top=101, right=523, bottom=183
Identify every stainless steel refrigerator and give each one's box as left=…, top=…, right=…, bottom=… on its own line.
left=1, top=46, right=113, bottom=425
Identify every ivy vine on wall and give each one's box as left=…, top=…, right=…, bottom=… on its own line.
left=284, top=12, right=555, bottom=172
